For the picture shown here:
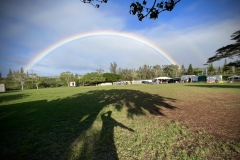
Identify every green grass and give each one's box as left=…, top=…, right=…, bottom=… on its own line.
left=0, top=84, right=240, bottom=159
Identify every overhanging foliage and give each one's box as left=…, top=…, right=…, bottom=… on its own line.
left=207, top=30, right=240, bottom=64
left=80, top=0, right=180, bottom=21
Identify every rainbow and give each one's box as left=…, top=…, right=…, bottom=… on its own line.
left=25, top=31, right=178, bottom=71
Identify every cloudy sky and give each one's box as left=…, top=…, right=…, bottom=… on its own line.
left=0, top=0, right=240, bottom=77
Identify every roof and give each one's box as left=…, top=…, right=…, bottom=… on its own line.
left=154, top=77, right=172, bottom=79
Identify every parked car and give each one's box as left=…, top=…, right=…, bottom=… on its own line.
left=118, top=81, right=126, bottom=85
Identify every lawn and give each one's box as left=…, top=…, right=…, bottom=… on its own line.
left=0, top=83, right=240, bottom=159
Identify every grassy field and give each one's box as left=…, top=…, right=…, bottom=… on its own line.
left=0, top=83, right=240, bottom=159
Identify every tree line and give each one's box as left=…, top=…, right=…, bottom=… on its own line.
left=0, top=60, right=237, bottom=90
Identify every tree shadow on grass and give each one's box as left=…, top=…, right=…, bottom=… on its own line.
left=0, top=93, right=29, bottom=103
left=0, top=89, right=176, bottom=160
left=186, top=84, right=240, bottom=89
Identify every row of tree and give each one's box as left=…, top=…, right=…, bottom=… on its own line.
left=110, top=61, right=236, bottom=80
left=0, top=68, right=122, bottom=90
left=2, top=67, right=47, bottom=90
left=0, top=59, right=238, bottom=90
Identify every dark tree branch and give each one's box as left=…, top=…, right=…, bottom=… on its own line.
left=143, top=0, right=157, bottom=18
left=207, top=30, right=240, bottom=63
left=130, top=0, right=181, bottom=21
left=80, top=0, right=107, bottom=8
left=80, top=0, right=181, bottom=21
left=226, top=60, right=240, bottom=67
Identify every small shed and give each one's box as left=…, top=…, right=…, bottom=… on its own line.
left=0, top=84, right=6, bottom=92
left=198, top=76, right=207, bottom=82
left=69, top=82, right=76, bottom=87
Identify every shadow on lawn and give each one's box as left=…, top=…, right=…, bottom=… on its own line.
left=0, top=89, right=176, bottom=160
left=85, top=110, right=134, bottom=160
left=186, top=84, right=240, bottom=89
left=0, top=93, right=29, bottom=103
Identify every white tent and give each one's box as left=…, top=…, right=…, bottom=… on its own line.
left=153, top=77, right=172, bottom=83
left=207, top=75, right=223, bottom=82
left=181, top=75, right=198, bottom=82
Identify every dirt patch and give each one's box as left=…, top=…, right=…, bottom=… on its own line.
left=161, top=93, right=240, bottom=142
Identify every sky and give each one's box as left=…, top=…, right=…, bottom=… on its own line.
left=0, top=0, right=240, bottom=77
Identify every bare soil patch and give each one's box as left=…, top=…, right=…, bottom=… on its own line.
left=161, top=92, right=240, bottom=142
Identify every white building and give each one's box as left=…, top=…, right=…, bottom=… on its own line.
left=0, top=84, right=6, bottom=92
left=69, top=82, right=76, bottom=87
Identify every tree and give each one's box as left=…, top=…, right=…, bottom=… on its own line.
left=40, top=77, right=60, bottom=88
left=152, top=65, right=162, bottom=77
left=137, top=66, right=145, bottom=79
left=35, top=76, right=43, bottom=89
left=110, top=62, right=118, bottom=74
left=162, top=64, right=179, bottom=77
left=60, top=71, right=73, bottom=86
left=180, top=64, right=185, bottom=75
left=208, top=30, right=240, bottom=63
left=80, top=0, right=181, bottom=21
left=136, top=64, right=153, bottom=79
left=20, top=67, right=24, bottom=74
left=7, top=69, right=13, bottom=80
left=187, top=64, right=194, bottom=75
left=118, top=68, right=137, bottom=81
left=225, top=60, right=240, bottom=69
left=193, top=68, right=202, bottom=75
left=29, top=72, right=37, bottom=84
left=128, top=69, right=138, bottom=81
left=103, top=73, right=122, bottom=83
left=81, top=72, right=105, bottom=85
left=118, top=68, right=129, bottom=80
left=230, top=66, right=235, bottom=74
left=222, top=59, right=230, bottom=74
left=208, top=63, right=215, bottom=75
left=217, top=66, right=222, bottom=74
left=29, top=72, right=43, bottom=89
left=73, top=74, right=82, bottom=86
left=0, top=71, right=1, bottom=79
left=13, top=68, right=26, bottom=90
left=143, top=64, right=153, bottom=79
